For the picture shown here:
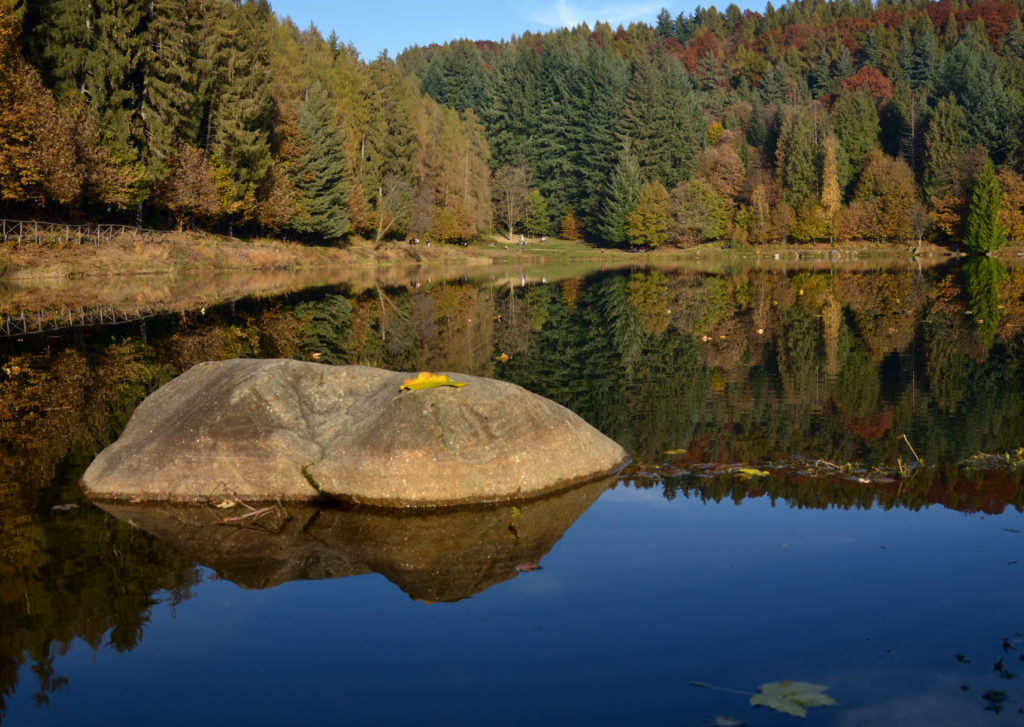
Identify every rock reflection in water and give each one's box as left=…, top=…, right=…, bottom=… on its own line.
left=95, top=476, right=613, bottom=601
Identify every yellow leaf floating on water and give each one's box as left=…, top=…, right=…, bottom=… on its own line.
left=736, top=467, right=770, bottom=478
left=400, top=371, right=468, bottom=391
left=750, top=680, right=837, bottom=718
left=664, top=448, right=688, bottom=455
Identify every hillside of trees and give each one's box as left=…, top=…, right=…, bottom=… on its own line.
left=1, top=0, right=1024, bottom=250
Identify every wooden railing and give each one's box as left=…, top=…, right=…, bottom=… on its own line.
left=2, top=306, right=157, bottom=337
left=0, top=219, right=155, bottom=245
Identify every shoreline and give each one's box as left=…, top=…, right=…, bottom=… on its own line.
left=3, top=229, right=1023, bottom=285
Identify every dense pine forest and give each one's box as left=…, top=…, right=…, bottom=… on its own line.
left=1, top=0, right=1023, bottom=249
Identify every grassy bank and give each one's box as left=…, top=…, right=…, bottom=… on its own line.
left=3, top=227, right=1021, bottom=284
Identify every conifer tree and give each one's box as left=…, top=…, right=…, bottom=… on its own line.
left=760, top=63, right=788, bottom=105
left=524, top=189, right=549, bottom=236
left=821, top=135, right=842, bottom=240
left=204, top=0, right=273, bottom=222
left=655, top=8, right=673, bottom=39
left=963, top=159, right=1006, bottom=253
left=617, top=51, right=702, bottom=192
left=532, top=36, right=627, bottom=228
left=811, top=47, right=833, bottom=98
left=835, top=47, right=854, bottom=83
left=596, top=147, right=642, bottom=245
left=88, top=0, right=146, bottom=152
left=937, top=24, right=1019, bottom=163
left=362, top=56, right=416, bottom=192
left=908, top=13, right=938, bottom=96
left=668, top=179, right=728, bottom=245
left=776, top=107, right=818, bottom=208
left=141, top=0, right=201, bottom=181
left=626, top=181, right=669, bottom=248
left=288, top=82, right=351, bottom=240
left=923, top=95, right=968, bottom=200
left=479, top=43, right=540, bottom=170
left=24, top=0, right=94, bottom=98
left=833, top=89, right=879, bottom=177
left=419, top=39, right=487, bottom=113
left=560, top=208, right=583, bottom=240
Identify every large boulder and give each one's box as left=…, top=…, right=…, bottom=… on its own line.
left=81, top=358, right=628, bottom=506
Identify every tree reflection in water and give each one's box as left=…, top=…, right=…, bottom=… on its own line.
left=1, top=261, right=1023, bottom=715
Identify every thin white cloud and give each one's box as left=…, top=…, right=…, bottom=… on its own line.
left=528, top=0, right=663, bottom=30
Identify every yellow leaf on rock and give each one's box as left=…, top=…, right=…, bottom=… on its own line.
left=400, top=372, right=468, bottom=391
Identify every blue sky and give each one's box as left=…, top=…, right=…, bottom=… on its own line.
left=267, top=1, right=746, bottom=61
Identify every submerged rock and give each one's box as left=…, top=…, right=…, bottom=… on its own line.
left=81, top=359, right=628, bottom=506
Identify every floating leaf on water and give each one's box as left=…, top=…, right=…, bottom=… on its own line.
left=750, top=680, right=837, bottom=718
left=51, top=503, right=78, bottom=512
left=400, top=372, right=468, bottom=391
left=735, top=467, right=770, bottom=478
left=214, top=500, right=236, bottom=509
left=664, top=448, right=688, bottom=455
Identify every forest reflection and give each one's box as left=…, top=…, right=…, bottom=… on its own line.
left=2, top=261, right=1024, bottom=716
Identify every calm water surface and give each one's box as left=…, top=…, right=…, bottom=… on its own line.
left=2, top=261, right=1023, bottom=725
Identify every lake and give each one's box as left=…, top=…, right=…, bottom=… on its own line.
left=2, top=258, right=1023, bottom=726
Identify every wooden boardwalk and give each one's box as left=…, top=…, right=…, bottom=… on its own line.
left=2, top=306, right=157, bottom=337
left=1, top=219, right=155, bottom=245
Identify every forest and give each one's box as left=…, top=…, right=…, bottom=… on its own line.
left=1, top=0, right=1024, bottom=249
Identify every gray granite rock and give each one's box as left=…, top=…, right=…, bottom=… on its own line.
left=81, top=359, right=628, bottom=506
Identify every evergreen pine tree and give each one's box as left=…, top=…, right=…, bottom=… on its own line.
left=821, top=135, right=842, bottom=240
left=205, top=0, right=273, bottom=221
left=909, top=13, right=938, bottom=96
left=596, top=147, right=642, bottom=245
left=88, top=0, right=146, bottom=152
left=289, top=82, right=351, bottom=240
left=362, top=56, right=415, bottom=192
left=962, top=159, right=1006, bottom=253
left=655, top=8, right=673, bottom=39
left=832, top=88, right=879, bottom=176
left=27, top=0, right=147, bottom=202
left=936, top=23, right=1018, bottom=163
left=617, top=51, right=702, bottom=192
left=524, top=189, right=549, bottom=236
left=141, top=0, right=201, bottom=181
left=532, top=36, right=628, bottom=229
left=626, top=181, right=669, bottom=248
left=835, top=47, right=854, bottom=83
left=479, top=43, right=540, bottom=170
left=811, top=47, right=833, bottom=98
left=923, top=94, right=968, bottom=199
left=24, top=0, right=95, bottom=97
left=419, top=39, right=487, bottom=112
left=862, top=27, right=885, bottom=69
left=776, top=106, right=819, bottom=208
left=759, top=63, right=789, bottom=105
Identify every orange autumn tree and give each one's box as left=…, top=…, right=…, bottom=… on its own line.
left=0, top=9, right=80, bottom=206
